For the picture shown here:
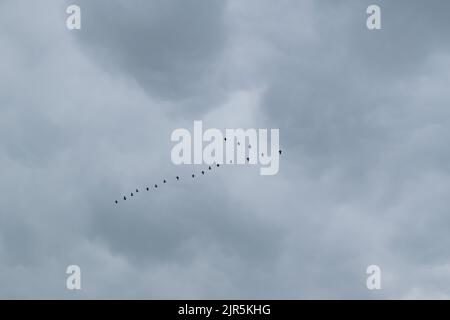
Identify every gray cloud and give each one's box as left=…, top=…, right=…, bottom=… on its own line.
left=72, top=0, right=228, bottom=113
left=1, top=0, right=450, bottom=299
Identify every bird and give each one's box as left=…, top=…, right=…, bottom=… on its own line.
left=224, top=137, right=227, bottom=141
left=208, top=166, right=211, bottom=170
left=216, top=164, right=220, bottom=167
left=201, top=171, right=205, bottom=175
left=146, top=187, right=149, bottom=191
left=176, top=176, right=179, bottom=180
left=163, top=180, right=166, bottom=183
left=246, top=157, right=250, bottom=162
left=192, top=174, right=195, bottom=178
left=136, top=189, right=139, bottom=193
left=154, top=184, right=158, bottom=188
left=123, top=196, right=127, bottom=200
left=237, top=142, right=240, bottom=146
left=279, top=150, right=282, bottom=155
left=131, top=192, right=134, bottom=196
left=115, top=200, right=118, bottom=204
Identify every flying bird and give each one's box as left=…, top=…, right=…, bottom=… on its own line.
left=123, top=196, right=126, bottom=200
left=246, top=157, right=250, bottom=162
left=131, top=192, right=134, bottom=197
left=163, top=180, right=166, bottom=183
left=208, top=166, right=211, bottom=170
left=202, top=171, right=205, bottom=175
left=176, top=176, right=179, bottom=180
left=136, top=189, right=139, bottom=193
left=216, top=164, right=220, bottom=167
left=279, top=150, right=282, bottom=155
left=115, top=200, right=118, bottom=204
left=146, top=187, right=149, bottom=191
left=154, top=184, right=158, bottom=188
left=192, top=174, right=195, bottom=178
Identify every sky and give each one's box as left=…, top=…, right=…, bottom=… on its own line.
left=1, top=0, right=450, bottom=299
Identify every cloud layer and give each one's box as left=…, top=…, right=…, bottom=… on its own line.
left=1, top=0, right=450, bottom=298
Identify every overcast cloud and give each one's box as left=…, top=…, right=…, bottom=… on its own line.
left=1, top=0, right=450, bottom=299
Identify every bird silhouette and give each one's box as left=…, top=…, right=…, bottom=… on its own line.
left=136, top=189, right=139, bottom=193
left=123, top=196, right=126, bottom=200
left=131, top=192, right=134, bottom=196
left=115, top=200, right=118, bottom=204
left=208, top=166, right=211, bottom=170
left=216, top=164, right=220, bottom=167
left=192, top=174, right=195, bottom=178
left=224, top=137, right=227, bottom=141
left=163, top=180, right=166, bottom=183
left=176, top=176, right=179, bottom=180
left=279, top=150, right=282, bottom=155
left=154, top=184, right=158, bottom=188
left=146, top=187, right=149, bottom=191
left=201, top=171, right=205, bottom=175
left=246, top=157, right=250, bottom=162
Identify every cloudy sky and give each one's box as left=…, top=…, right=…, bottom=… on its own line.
left=1, top=0, right=450, bottom=299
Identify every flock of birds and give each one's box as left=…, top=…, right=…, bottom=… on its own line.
left=115, top=139, right=282, bottom=205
